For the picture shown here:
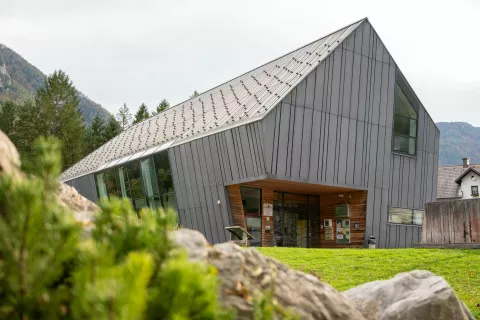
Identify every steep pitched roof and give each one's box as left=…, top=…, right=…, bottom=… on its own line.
left=61, top=18, right=366, bottom=181
left=437, top=164, right=480, bottom=199
left=454, top=167, right=480, bottom=184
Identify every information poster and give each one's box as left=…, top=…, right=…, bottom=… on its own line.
left=336, top=219, right=351, bottom=244
left=263, top=203, right=273, bottom=216
left=324, top=227, right=333, bottom=240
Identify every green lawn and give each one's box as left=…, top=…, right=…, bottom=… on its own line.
left=259, top=248, right=480, bottom=318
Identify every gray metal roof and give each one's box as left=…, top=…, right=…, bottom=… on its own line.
left=437, top=164, right=480, bottom=199
left=61, top=18, right=366, bottom=181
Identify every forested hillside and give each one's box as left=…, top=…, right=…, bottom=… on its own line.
left=437, top=122, right=480, bottom=166
left=0, top=44, right=110, bottom=124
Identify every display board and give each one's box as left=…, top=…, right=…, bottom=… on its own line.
left=336, top=219, right=351, bottom=244
left=324, top=226, right=333, bottom=240
left=263, top=203, right=273, bottom=216
left=335, top=204, right=349, bottom=217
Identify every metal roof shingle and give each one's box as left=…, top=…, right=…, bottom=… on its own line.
left=61, top=18, right=366, bottom=181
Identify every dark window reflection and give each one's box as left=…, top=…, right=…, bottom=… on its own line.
left=93, top=151, right=178, bottom=217
left=240, top=187, right=262, bottom=246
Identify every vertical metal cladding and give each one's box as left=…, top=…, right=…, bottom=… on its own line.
left=64, top=173, right=98, bottom=204
left=66, top=20, right=438, bottom=248
left=262, top=21, right=439, bottom=248
left=168, top=121, right=266, bottom=244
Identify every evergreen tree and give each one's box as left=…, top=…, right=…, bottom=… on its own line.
left=14, top=101, right=38, bottom=157
left=152, top=99, right=170, bottom=116
left=0, top=137, right=235, bottom=320
left=104, top=115, right=122, bottom=141
left=84, top=114, right=106, bottom=154
left=34, top=70, right=85, bottom=169
left=190, top=90, right=199, bottom=98
left=0, top=101, right=18, bottom=142
left=116, top=103, right=132, bottom=130
left=133, top=103, right=150, bottom=124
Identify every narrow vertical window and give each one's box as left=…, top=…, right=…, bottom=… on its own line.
left=95, top=173, right=108, bottom=199
left=240, top=187, right=262, bottom=246
left=393, top=84, right=417, bottom=156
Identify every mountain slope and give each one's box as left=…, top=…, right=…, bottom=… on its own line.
left=437, top=122, right=480, bottom=166
left=0, top=44, right=110, bottom=125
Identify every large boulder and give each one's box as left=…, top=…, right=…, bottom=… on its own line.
left=344, top=270, right=474, bottom=320
left=171, top=229, right=366, bottom=320
left=0, top=130, right=21, bottom=179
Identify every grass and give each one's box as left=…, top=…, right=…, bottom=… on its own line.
left=258, top=248, right=480, bottom=318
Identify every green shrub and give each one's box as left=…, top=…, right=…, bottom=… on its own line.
left=0, top=137, right=232, bottom=320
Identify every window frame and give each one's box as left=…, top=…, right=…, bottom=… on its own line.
left=239, top=187, right=263, bottom=247
left=471, top=186, right=479, bottom=197
left=392, top=75, right=419, bottom=157
left=387, top=207, right=423, bottom=227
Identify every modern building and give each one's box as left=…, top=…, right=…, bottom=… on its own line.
left=61, top=18, right=440, bottom=248
left=437, top=157, right=480, bottom=201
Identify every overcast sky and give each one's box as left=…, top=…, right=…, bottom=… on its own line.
left=1, top=0, right=479, bottom=125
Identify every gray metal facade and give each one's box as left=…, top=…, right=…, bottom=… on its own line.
left=64, top=19, right=439, bottom=247
left=64, top=173, right=98, bottom=203
left=260, top=21, right=439, bottom=248
left=169, top=121, right=266, bottom=243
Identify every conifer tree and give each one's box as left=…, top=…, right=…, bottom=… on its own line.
left=133, top=103, right=150, bottom=124
left=84, top=114, right=106, bottom=154
left=0, top=101, right=18, bottom=143
left=116, top=103, right=132, bottom=130
left=34, top=70, right=85, bottom=169
left=190, top=90, right=199, bottom=98
left=14, top=101, right=38, bottom=157
left=104, top=115, right=122, bottom=141
left=152, top=99, right=170, bottom=116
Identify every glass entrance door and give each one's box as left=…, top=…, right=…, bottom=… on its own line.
left=273, top=192, right=319, bottom=248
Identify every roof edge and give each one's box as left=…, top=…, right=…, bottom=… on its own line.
left=454, top=167, right=480, bottom=184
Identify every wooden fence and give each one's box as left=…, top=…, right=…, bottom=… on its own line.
left=423, top=199, right=480, bottom=244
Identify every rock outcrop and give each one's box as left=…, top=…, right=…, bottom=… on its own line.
left=0, top=130, right=21, bottom=178
left=172, top=229, right=366, bottom=320
left=172, top=229, right=474, bottom=320
left=344, top=270, right=475, bottom=320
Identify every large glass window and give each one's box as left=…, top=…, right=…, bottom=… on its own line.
left=140, top=157, right=160, bottom=210
left=153, top=152, right=176, bottom=209
left=116, top=166, right=131, bottom=198
left=393, top=83, right=417, bottom=156
left=95, top=173, right=108, bottom=199
left=388, top=207, right=423, bottom=226
left=104, top=168, right=118, bottom=197
left=93, top=151, right=178, bottom=215
left=126, top=160, right=147, bottom=211
left=240, top=187, right=262, bottom=247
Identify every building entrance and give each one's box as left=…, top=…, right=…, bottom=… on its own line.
left=273, top=192, right=320, bottom=248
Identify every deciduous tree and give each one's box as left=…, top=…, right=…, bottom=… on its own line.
left=116, top=103, right=132, bottom=130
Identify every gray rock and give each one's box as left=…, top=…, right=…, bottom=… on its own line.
left=344, top=270, right=474, bottom=320
left=170, top=229, right=209, bottom=262
left=172, top=230, right=366, bottom=320
left=57, top=183, right=99, bottom=234
left=0, top=130, right=21, bottom=179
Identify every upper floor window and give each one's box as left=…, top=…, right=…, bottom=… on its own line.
left=471, top=186, right=479, bottom=197
left=393, top=83, right=417, bottom=156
